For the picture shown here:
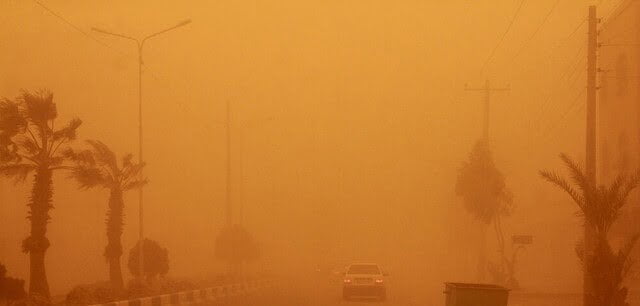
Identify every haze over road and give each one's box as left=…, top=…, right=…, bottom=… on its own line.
left=205, top=273, right=432, bottom=306
left=213, top=277, right=595, bottom=306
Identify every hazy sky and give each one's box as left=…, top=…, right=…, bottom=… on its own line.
left=0, top=0, right=619, bottom=296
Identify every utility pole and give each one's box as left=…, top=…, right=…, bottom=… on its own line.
left=226, top=99, right=232, bottom=226
left=465, top=79, right=510, bottom=140
left=584, top=5, right=598, bottom=306
left=464, top=79, right=509, bottom=282
left=238, top=128, right=244, bottom=226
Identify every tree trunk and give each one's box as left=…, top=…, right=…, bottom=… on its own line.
left=25, top=167, right=53, bottom=301
left=105, top=188, right=124, bottom=292
left=29, top=250, right=49, bottom=301
left=477, top=222, right=487, bottom=282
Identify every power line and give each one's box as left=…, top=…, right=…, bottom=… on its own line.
left=534, top=45, right=586, bottom=128
left=533, top=20, right=587, bottom=117
left=566, top=59, right=586, bottom=87
left=32, top=0, right=112, bottom=49
left=600, top=1, right=640, bottom=44
left=542, top=17, right=586, bottom=62
left=548, top=70, right=586, bottom=125
left=537, top=68, right=585, bottom=126
left=510, top=0, right=560, bottom=62
left=480, top=0, right=527, bottom=73
left=31, top=0, right=184, bottom=105
left=541, top=101, right=586, bottom=145
left=601, top=0, right=629, bottom=25
left=541, top=89, right=585, bottom=138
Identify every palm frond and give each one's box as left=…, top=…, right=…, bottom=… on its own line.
left=121, top=153, right=134, bottom=169
left=85, top=140, right=118, bottom=174
left=559, top=154, right=591, bottom=193
left=13, top=136, right=41, bottom=157
left=121, top=162, right=145, bottom=183
left=0, top=163, right=36, bottom=183
left=123, top=179, right=147, bottom=191
left=540, top=169, right=585, bottom=210
left=0, top=98, right=26, bottom=137
left=49, top=156, right=64, bottom=167
left=68, top=166, right=108, bottom=189
left=64, top=148, right=96, bottom=166
left=617, top=234, right=640, bottom=278
left=18, top=90, right=57, bottom=126
left=52, top=118, right=82, bottom=142
left=618, top=170, right=640, bottom=209
left=0, top=143, right=20, bottom=163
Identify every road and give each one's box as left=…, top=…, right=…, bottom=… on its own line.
left=199, top=275, right=628, bottom=306
left=198, top=269, right=640, bottom=306
left=201, top=273, right=441, bottom=306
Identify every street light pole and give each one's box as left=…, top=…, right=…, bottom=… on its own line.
left=236, top=116, right=274, bottom=226
left=92, top=19, right=191, bottom=279
left=226, top=99, right=232, bottom=226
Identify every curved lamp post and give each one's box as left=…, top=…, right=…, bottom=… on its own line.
left=92, top=19, right=191, bottom=278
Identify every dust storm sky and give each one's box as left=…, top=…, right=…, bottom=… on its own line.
left=0, top=0, right=611, bottom=296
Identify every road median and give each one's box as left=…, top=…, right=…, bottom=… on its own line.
left=88, top=279, right=275, bottom=306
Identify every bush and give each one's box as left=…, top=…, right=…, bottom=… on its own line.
left=0, top=263, right=26, bottom=301
left=124, top=278, right=196, bottom=299
left=215, top=224, right=260, bottom=265
left=127, top=239, right=169, bottom=281
left=65, top=282, right=117, bottom=305
left=159, top=279, right=195, bottom=293
left=65, top=278, right=196, bottom=303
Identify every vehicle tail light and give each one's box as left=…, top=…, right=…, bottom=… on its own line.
left=343, top=279, right=352, bottom=283
left=375, top=279, right=384, bottom=284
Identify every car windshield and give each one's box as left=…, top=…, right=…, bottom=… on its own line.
left=348, top=264, right=380, bottom=274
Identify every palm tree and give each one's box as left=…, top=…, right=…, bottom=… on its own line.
left=0, top=90, right=82, bottom=301
left=540, top=153, right=640, bottom=306
left=66, top=140, right=146, bottom=292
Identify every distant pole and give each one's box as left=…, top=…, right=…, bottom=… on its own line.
left=584, top=5, right=598, bottom=306
left=226, top=99, right=232, bottom=226
left=465, top=79, right=510, bottom=140
left=137, top=39, right=144, bottom=282
left=483, top=80, right=490, bottom=139
left=238, top=129, right=244, bottom=226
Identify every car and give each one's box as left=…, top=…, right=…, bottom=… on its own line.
left=342, top=263, right=387, bottom=301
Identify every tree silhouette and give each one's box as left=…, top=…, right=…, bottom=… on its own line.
left=541, top=154, right=640, bottom=306
left=67, top=140, right=146, bottom=292
left=127, top=239, right=169, bottom=281
left=0, top=262, right=26, bottom=302
left=456, top=140, right=513, bottom=224
left=455, top=140, right=513, bottom=281
left=215, top=224, right=259, bottom=276
left=0, top=90, right=81, bottom=301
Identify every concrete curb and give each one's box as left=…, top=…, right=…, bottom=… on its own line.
left=89, top=279, right=274, bottom=306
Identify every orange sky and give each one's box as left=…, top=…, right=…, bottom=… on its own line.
left=0, top=0, right=620, bottom=296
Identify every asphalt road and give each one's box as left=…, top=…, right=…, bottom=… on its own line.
left=201, top=274, right=436, bottom=306
left=209, top=284, right=585, bottom=306
left=199, top=273, right=640, bottom=306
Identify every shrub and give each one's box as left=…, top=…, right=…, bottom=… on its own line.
left=0, top=263, right=26, bottom=301
left=127, top=239, right=169, bottom=281
left=215, top=224, right=260, bottom=265
left=65, top=282, right=117, bottom=305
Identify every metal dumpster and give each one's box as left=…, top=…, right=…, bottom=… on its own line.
left=444, top=282, right=509, bottom=306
